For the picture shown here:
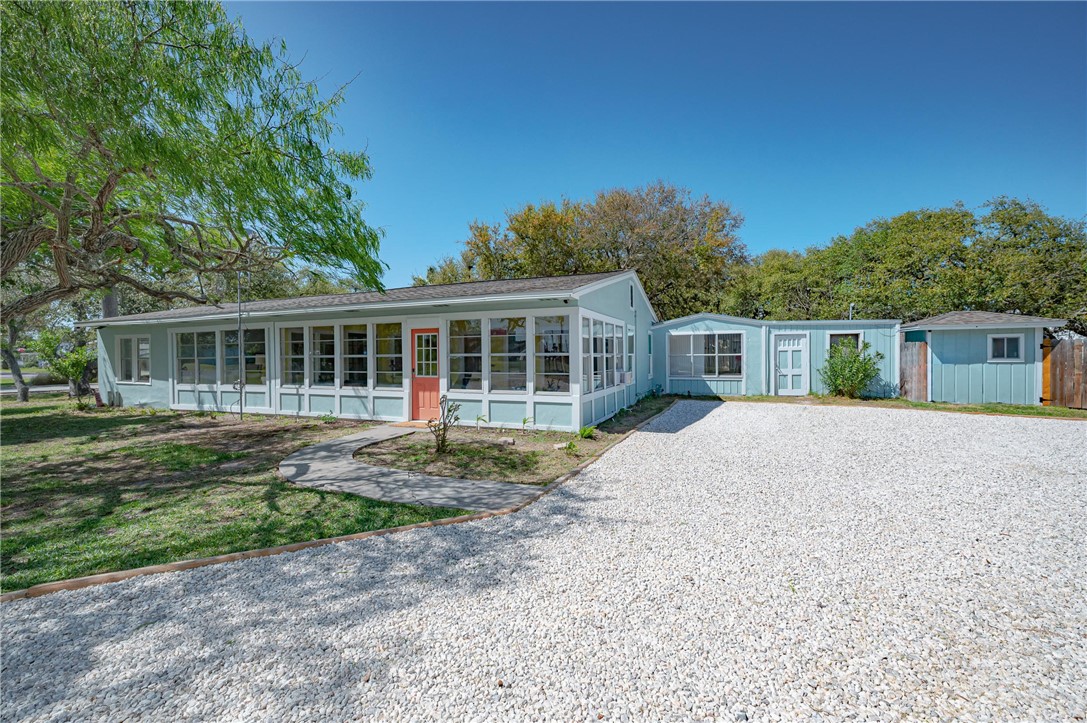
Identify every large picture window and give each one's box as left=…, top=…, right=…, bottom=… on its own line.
left=223, top=329, right=267, bottom=385
left=534, top=315, right=570, bottom=393
left=311, top=326, right=335, bottom=386
left=117, top=336, right=151, bottom=383
left=175, top=331, right=217, bottom=385
left=449, top=319, right=482, bottom=390
left=375, top=323, right=403, bottom=388
left=668, top=333, right=743, bottom=377
left=342, top=325, right=368, bottom=387
left=281, top=327, right=305, bottom=386
left=490, top=317, right=527, bottom=391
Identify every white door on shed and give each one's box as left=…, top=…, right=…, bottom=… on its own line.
left=773, top=333, right=809, bottom=395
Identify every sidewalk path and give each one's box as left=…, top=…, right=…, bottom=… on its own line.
left=279, top=425, right=544, bottom=512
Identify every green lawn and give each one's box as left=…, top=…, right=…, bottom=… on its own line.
left=0, top=395, right=468, bottom=592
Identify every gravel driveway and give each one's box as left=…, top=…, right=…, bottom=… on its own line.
left=3, top=401, right=1085, bottom=721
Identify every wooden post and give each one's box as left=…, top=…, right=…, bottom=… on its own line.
left=1041, top=337, right=1053, bottom=406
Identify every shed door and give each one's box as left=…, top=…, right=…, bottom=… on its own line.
left=774, top=333, right=809, bottom=396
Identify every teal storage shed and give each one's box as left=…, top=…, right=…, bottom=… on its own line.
left=899, top=311, right=1067, bottom=406
left=651, top=314, right=900, bottom=398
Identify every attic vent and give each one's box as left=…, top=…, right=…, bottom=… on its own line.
left=630, top=284, right=634, bottom=308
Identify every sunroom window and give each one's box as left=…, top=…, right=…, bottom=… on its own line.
left=490, top=317, right=527, bottom=391
left=281, top=328, right=305, bottom=386
left=175, top=331, right=217, bottom=385
left=449, top=319, right=482, bottom=391
left=534, top=315, right=570, bottom=393
left=374, top=323, right=403, bottom=388
left=223, top=329, right=267, bottom=385
left=342, top=325, right=368, bottom=387
left=311, top=326, right=335, bottom=386
left=669, top=333, right=743, bottom=377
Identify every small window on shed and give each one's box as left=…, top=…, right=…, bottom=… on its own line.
left=989, top=334, right=1024, bottom=362
left=828, top=333, right=861, bottom=351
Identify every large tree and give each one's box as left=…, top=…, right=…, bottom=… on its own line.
left=414, top=182, right=748, bottom=320
left=0, top=1, right=383, bottom=327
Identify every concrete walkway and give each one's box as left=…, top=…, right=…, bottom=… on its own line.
left=279, top=425, right=545, bottom=512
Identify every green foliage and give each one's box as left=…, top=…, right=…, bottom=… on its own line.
left=475, top=414, right=488, bottom=431
left=1, top=0, right=383, bottom=323
left=819, top=340, right=885, bottom=399
left=562, top=440, right=578, bottom=456
left=426, top=395, right=461, bottom=454
left=318, top=413, right=338, bottom=424
left=521, top=416, right=534, bottom=434
left=413, top=181, right=748, bottom=321
left=576, top=425, right=597, bottom=439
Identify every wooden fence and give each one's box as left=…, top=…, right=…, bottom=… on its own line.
left=1045, top=337, right=1087, bottom=409
left=899, top=337, right=927, bottom=402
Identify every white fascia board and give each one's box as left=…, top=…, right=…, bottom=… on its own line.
left=79, top=290, right=580, bottom=328
left=901, top=322, right=1064, bottom=332
left=652, top=312, right=767, bottom=330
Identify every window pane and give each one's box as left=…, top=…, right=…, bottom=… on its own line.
left=119, top=338, right=134, bottom=382
left=592, top=320, right=604, bottom=391
left=342, top=325, right=368, bottom=387
left=449, top=319, right=482, bottom=391
left=535, top=315, right=570, bottom=393
left=692, top=354, right=713, bottom=377
left=581, top=318, right=591, bottom=391
left=1005, top=336, right=1019, bottom=359
left=490, top=318, right=527, bottom=391
left=375, top=323, right=403, bottom=388
left=719, top=355, right=742, bottom=375
left=718, top=334, right=742, bottom=355
left=282, top=327, right=305, bottom=385
left=311, top=326, right=335, bottom=386
left=669, top=354, right=693, bottom=377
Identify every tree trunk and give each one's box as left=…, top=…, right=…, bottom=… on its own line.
left=102, top=287, right=118, bottom=318
left=2, top=322, right=29, bottom=402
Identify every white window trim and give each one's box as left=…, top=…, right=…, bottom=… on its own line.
left=987, top=333, right=1026, bottom=363
left=115, top=335, right=152, bottom=385
left=825, top=330, right=864, bottom=351
left=579, top=308, right=630, bottom=400
left=665, top=330, right=745, bottom=380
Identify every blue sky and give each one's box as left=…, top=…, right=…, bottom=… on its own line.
left=227, top=1, right=1086, bottom=288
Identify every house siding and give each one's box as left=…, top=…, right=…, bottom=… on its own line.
left=930, top=328, right=1040, bottom=405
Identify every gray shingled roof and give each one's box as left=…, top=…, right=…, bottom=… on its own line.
left=901, top=311, right=1066, bottom=330
left=80, top=271, right=631, bottom=326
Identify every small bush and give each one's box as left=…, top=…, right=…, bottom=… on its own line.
left=427, top=395, right=461, bottom=454
left=820, top=339, right=884, bottom=398
left=319, top=413, right=338, bottom=424
left=562, top=440, right=578, bottom=456
left=576, top=425, right=596, bottom=440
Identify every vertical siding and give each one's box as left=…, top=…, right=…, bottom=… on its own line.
left=769, top=322, right=898, bottom=398
left=930, top=328, right=1038, bottom=405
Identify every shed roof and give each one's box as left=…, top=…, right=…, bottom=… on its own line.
left=80, top=270, right=636, bottom=327
left=900, top=311, right=1066, bottom=330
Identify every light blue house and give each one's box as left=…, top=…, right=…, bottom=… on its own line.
left=900, top=311, right=1066, bottom=406
left=84, top=271, right=656, bottom=432
left=650, top=313, right=901, bottom=398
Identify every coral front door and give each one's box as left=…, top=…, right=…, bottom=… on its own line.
left=411, top=329, right=440, bottom=420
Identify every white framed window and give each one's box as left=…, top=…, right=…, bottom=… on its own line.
left=222, top=329, right=267, bottom=385
left=449, top=319, right=482, bottom=391
left=117, top=336, right=151, bottom=384
left=988, top=333, right=1024, bottom=362
left=310, top=326, right=335, bottom=386
left=175, top=331, right=217, bottom=385
left=281, top=327, right=305, bottom=386
left=534, top=315, right=570, bottom=393
left=668, top=332, right=743, bottom=377
left=592, top=319, right=604, bottom=391
left=374, top=322, right=404, bottom=388
left=581, top=318, right=591, bottom=391
left=342, top=324, right=368, bottom=387
left=828, top=332, right=862, bottom=351
left=490, top=317, right=527, bottom=392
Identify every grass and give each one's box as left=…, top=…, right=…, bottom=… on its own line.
left=0, top=394, right=469, bottom=592
left=698, top=393, right=1087, bottom=419
left=356, top=394, right=675, bottom=485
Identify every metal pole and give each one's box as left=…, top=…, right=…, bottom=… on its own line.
left=848, top=302, right=855, bottom=321
left=237, top=270, right=244, bottom=421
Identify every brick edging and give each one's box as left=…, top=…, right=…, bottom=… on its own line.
left=0, top=399, right=676, bottom=603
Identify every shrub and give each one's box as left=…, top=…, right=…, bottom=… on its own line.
left=820, top=339, right=884, bottom=398
left=562, top=440, right=578, bottom=456
left=319, top=413, right=338, bottom=424
left=576, top=425, right=596, bottom=440
left=427, top=395, right=461, bottom=454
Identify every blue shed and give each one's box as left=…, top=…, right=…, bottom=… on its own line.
left=899, top=311, right=1067, bottom=406
left=651, top=314, right=901, bottom=398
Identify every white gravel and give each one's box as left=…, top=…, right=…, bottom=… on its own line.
left=3, top=401, right=1086, bottom=721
